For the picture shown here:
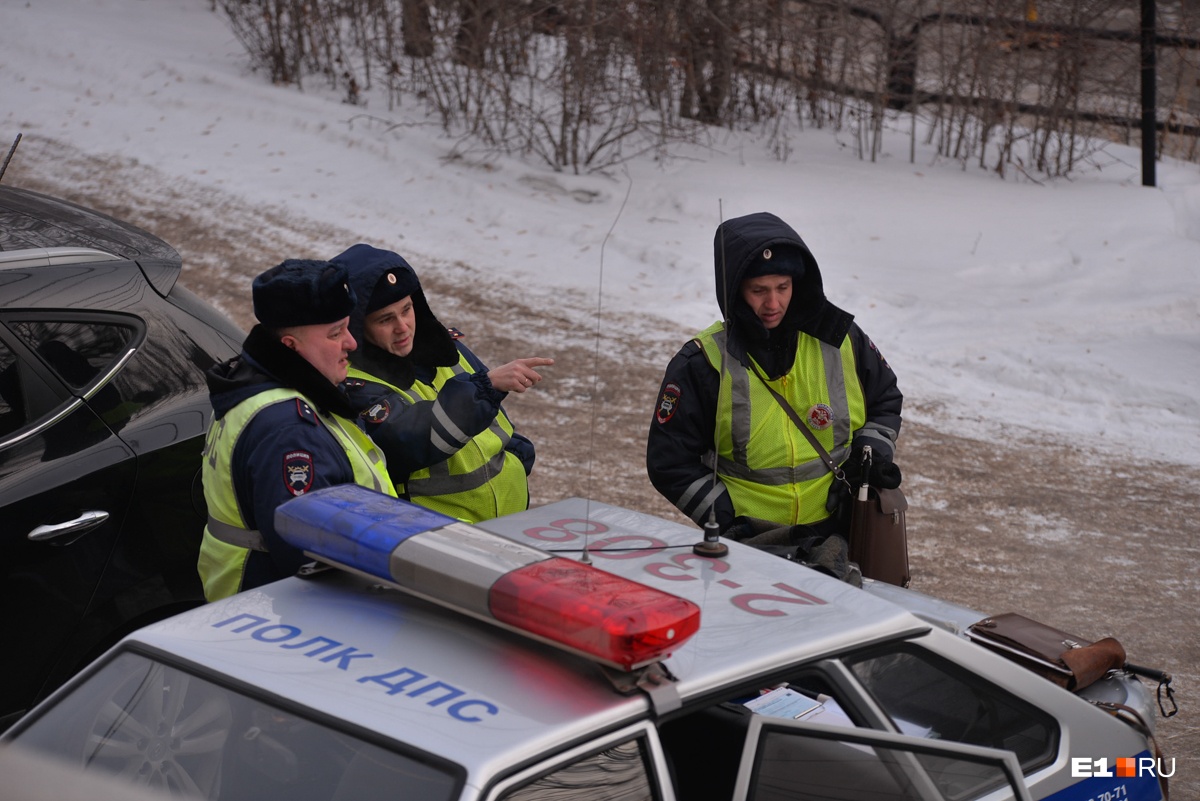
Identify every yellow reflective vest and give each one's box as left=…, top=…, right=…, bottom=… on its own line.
left=198, top=387, right=395, bottom=602
left=348, top=353, right=528, bottom=523
left=695, top=321, right=866, bottom=525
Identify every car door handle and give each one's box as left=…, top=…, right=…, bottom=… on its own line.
left=28, top=511, right=111, bottom=543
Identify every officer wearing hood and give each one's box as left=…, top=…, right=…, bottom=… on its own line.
left=199, top=259, right=396, bottom=601
left=646, top=212, right=902, bottom=576
left=332, top=244, right=552, bottom=523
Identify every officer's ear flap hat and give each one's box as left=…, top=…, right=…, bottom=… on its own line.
left=332, top=244, right=458, bottom=383
left=241, top=259, right=360, bottom=416
left=741, top=244, right=808, bottom=282
left=252, top=259, right=356, bottom=329
left=366, top=264, right=421, bottom=314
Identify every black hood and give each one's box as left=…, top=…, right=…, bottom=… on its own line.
left=714, top=212, right=854, bottom=355
left=331, top=243, right=458, bottom=389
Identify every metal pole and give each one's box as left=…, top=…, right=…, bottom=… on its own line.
left=1141, top=0, right=1157, bottom=187
left=0, top=133, right=21, bottom=184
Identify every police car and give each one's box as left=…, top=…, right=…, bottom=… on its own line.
left=0, top=485, right=1171, bottom=801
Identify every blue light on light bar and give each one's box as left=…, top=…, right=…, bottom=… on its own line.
left=274, top=484, right=455, bottom=580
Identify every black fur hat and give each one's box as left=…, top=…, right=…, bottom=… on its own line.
left=366, top=263, right=422, bottom=314
left=741, top=244, right=807, bottom=281
left=252, top=259, right=357, bottom=329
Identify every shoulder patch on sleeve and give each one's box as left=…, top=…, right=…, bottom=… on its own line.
left=447, top=326, right=464, bottom=340
left=294, top=398, right=321, bottom=426
left=656, top=382, right=682, bottom=425
left=361, top=399, right=390, bottom=423
left=867, top=338, right=890, bottom=369
left=283, top=450, right=315, bottom=496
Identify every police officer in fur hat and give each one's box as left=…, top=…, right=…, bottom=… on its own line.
left=646, top=212, right=903, bottom=581
left=198, top=259, right=396, bottom=601
left=331, top=244, right=552, bottom=523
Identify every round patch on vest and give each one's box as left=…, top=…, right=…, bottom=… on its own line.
left=806, top=403, right=834, bottom=431
left=361, top=400, right=390, bottom=423
left=656, top=382, right=682, bottom=424
left=283, top=450, right=314, bottom=496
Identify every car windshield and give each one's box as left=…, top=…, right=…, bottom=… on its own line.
left=8, top=651, right=461, bottom=801
left=844, top=643, right=1058, bottom=774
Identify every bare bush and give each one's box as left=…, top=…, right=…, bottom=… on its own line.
left=215, top=0, right=1200, bottom=178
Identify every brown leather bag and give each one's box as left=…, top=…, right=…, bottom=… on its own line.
left=966, top=612, right=1126, bottom=691
left=848, top=486, right=910, bottom=588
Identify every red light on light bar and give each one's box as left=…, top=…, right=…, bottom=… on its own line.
left=489, top=557, right=701, bottom=670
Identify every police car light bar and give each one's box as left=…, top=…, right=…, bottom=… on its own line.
left=274, top=485, right=701, bottom=671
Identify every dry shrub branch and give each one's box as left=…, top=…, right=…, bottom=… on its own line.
left=216, top=0, right=1200, bottom=176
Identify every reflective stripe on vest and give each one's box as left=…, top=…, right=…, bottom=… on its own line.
left=352, top=355, right=526, bottom=522
left=205, top=516, right=266, bottom=552
left=696, top=322, right=866, bottom=525
left=199, top=388, right=394, bottom=601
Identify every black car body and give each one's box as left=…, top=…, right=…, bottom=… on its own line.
left=0, top=186, right=244, bottom=728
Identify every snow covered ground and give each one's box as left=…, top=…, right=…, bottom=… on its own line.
left=3, top=0, right=1200, bottom=468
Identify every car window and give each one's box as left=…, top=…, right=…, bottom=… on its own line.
left=499, top=738, right=656, bottom=801
left=742, top=716, right=1028, bottom=801
left=8, top=318, right=138, bottom=392
left=844, top=643, right=1058, bottom=774
left=3, top=310, right=217, bottom=436
left=8, top=651, right=462, bottom=801
left=0, top=338, right=23, bottom=437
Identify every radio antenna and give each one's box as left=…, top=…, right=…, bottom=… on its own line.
left=693, top=199, right=730, bottom=558
left=0, top=133, right=22, bottom=185
left=582, top=165, right=633, bottom=563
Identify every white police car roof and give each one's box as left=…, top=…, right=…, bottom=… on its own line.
left=124, top=492, right=928, bottom=780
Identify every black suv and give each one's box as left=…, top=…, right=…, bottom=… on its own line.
left=0, top=186, right=244, bottom=728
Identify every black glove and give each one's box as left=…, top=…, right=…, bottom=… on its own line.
left=852, top=431, right=894, bottom=464
left=840, top=446, right=902, bottom=490
left=871, top=460, right=902, bottom=489
left=826, top=446, right=902, bottom=517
